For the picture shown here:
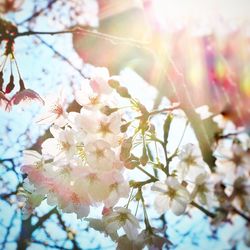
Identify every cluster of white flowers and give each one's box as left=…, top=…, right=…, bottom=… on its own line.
left=152, top=138, right=250, bottom=217
left=215, top=140, right=250, bottom=212
left=215, top=141, right=250, bottom=183
left=150, top=137, right=250, bottom=249
left=21, top=68, right=130, bottom=219
left=152, top=143, right=213, bottom=216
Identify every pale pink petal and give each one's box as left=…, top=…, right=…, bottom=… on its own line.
left=106, top=220, right=124, bottom=234
left=104, top=190, right=118, bottom=208
left=23, top=150, right=42, bottom=165
left=154, top=194, right=170, bottom=215
left=11, top=89, right=44, bottom=106
left=89, top=68, right=112, bottom=95
left=76, top=205, right=90, bottom=219
left=151, top=181, right=167, bottom=193
left=123, top=221, right=138, bottom=241
left=36, top=112, right=58, bottom=125
left=41, top=138, right=60, bottom=157
left=171, top=197, right=188, bottom=216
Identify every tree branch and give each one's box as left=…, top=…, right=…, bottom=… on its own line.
left=14, top=27, right=150, bottom=48
left=191, top=201, right=215, bottom=218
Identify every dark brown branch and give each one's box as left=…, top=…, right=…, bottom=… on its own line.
left=1, top=211, right=17, bottom=249
left=191, top=201, right=216, bottom=218
left=55, top=210, right=81, bottom=250
left=31, top=207, right=57, bottom=231
left=17, top=217, right=32, bottom=250
left=17, top=208, right=57, bottom=250
left=0, top=191, right=17, bottom=200
left=233, top=207, right=250, bottom=223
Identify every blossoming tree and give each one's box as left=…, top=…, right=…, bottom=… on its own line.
left=0, top=0, right=250, bottom=249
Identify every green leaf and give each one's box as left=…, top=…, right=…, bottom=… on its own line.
left=163, top=114, right=173, bottom=145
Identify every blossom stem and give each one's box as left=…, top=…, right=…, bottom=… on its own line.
left=159, top=141, right=169, bottom=176
left=0, top=55, right=8, bottom=71
left=135, top=200, right=140, bottom=216
left=134, top=105, right=179, bottom=120
left=173, top=121, right=188, bottom=156
left=148, top=105, right=180, bottom=117
left=11, top=53, right=22, bottom=79
left=167, top=121, right=189, bottom=163
left=130, top=178, right=157, bottom=188
left=138, top=188, right=152, bottom=231
left=125, top=188, right=134, bottom=209
left=137, top=166, right=157, bottom=181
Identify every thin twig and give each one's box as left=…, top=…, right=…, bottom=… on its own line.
left=191, top=201, right=215, bottom=218
left=14, top=27, right=150, bottom=49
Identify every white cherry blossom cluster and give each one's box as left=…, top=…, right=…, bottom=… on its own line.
left=20, top=68, right=130, bottom=219
left=152, top=143, right=214, bottom=216
left=214, top=139, right=250, bottom=214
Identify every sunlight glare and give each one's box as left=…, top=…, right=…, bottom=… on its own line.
left=152, top=0, right=250, bottom=29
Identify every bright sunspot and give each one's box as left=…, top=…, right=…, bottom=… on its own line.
left=151, top=0, right=250, bottom=31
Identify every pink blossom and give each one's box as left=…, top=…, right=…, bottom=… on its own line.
left=89, top=67, right=112, bottom=95
left=103, top=171, right=130, bottom=208
left=85, top=139, right=116, bottom=171
left=73, top=167, right=110, bottom=202
left=10, top=88, right=44, bottom=106
left=36, top=91, right=68, bottom=127
left=21, top=165, right=48, bottom=187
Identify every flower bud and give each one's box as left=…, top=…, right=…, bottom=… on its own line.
left=108, top=79, right=120, bottom=89
left=140, top=146, right=148, bottom=166
left=5, top=74, right=14, bottom=94
left=0, top=71, right=3, bottom=91
left=124, top=154, right=140, bottom=169
left=116, top=86, right=131, bottom=98
left=120, top=137, right=133, bottom=161
left=120, top=122, right=131, bottom=133
left=101, top=105, right=118, bottom=116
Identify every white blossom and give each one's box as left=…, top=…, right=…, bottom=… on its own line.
left=103, top=207, right=140, bottom=241
left=42, top=126, right=76, bottom=161
left=215, top=142, right=250, bottom=183
left=177, top=143, right=209, bottom=181
left=104, top=171, right=130, bottom=207
left=191, top=173, right=214, bottom=206
left=85, top=139, right=116, bottom=170
left=36, top=91, right=67, bottom=127
left=152, top=177, right=190, bottom=216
